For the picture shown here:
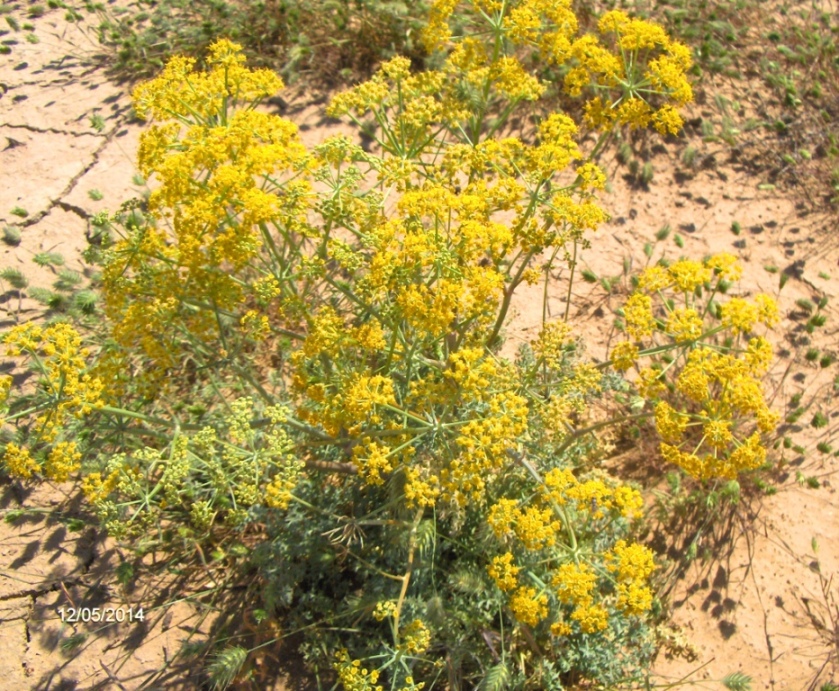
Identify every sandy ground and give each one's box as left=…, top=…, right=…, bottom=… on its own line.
left=1, top=2, right=838, bottom=689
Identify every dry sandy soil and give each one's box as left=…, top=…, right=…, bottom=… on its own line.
left=1, top=2, right=838, bottom=690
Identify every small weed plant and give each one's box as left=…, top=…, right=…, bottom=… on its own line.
left=1, top=1, right=782, bottom=687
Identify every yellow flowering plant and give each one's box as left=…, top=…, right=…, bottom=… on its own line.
left=1, top=323, right=104, bottom=481
left=419, top=0, right=693, bottom=141
left=0, top=1, right=779, bottom=687
left=609, top=254, right=780, bottom=481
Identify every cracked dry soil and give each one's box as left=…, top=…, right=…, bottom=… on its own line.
left=2, top=1, right=839, bottom=690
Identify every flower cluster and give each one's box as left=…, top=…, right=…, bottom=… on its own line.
left=103, top=39, right=310, bottom=389
left=485, top=467, right=652, bottom=635
left=575, top=11, right=693, bottom=134
left=80, top=399, right=299, bottom=537
left=397, top=619, right=432, bottom=654
left=1, top=323, right=103, bottom=481
left=611, top=254, right=780, bottom=479
left=333, top=650, right=383, bottom=691
left=609, top=539, right=656, bottom=615
left=420, top=0, right=693, bottom=136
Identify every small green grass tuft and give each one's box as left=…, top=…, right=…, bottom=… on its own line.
left=2, top=226, right=21, bottom=246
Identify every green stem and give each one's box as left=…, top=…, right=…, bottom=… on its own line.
left=486, top=248, right=538, bottom=347
left=554, top=412, right=654, bottom=459
left=598, top=325, right=727, bottom=370
left=393, top=507, right=425, bottom=645
left=563, top=237, right=578, bottom=322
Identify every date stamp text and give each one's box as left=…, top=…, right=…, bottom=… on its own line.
left=58, top=606, right=145, bottom=623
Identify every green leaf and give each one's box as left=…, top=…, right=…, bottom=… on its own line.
left=116, top=561, right=134, bottom=587
left=786, top=407, right=804, bottom=424
left=721, top=480, right=740, bottom=505
left=66, top=518, right=86, bottom=532
left=29, top=286, right=55, bottom=304
left=415, top=519, right=436, bottom=559
left=796, top=298, right=815, bottom=313
left=618, top=142, right=632, bottom=165
left=449, top=568, right=486, bottom=594
left=686, top=540, right=698, bottom=561
left=4, top=509, right=26, bottom=524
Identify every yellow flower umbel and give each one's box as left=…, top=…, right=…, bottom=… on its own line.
left=2, top=443, right=39, bottom=480
left=398, top=619, right=432, bottom=654
left=576, top=10, right=693, bottom=134
left=509, top=586, right=549, bottom=626
left=1, top=323, right=104, bottom=481
left=420, top=1, right=692, bottom=137
left=616, top=254, right=780, bottom=480
left=553, top=561, right=597, bottom=606
left=608, top=540, right=656, bottom=616
left=488, top=552, right=521, bottom=591
left=334, top=649, right=384, bottom=691
left=104, top=40, right=310, bottom=387
left=45, top=442, right=83, bottom=482
left=483, top=465, right=651, bottom=637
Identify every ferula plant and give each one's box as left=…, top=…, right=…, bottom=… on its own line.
left=0, top=1, right=779, bottom=688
